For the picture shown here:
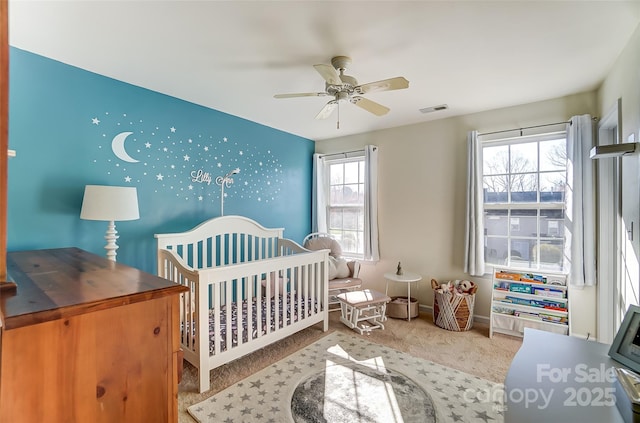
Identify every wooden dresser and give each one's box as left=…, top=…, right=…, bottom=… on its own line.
left=0, top=247, right=188, bottom=423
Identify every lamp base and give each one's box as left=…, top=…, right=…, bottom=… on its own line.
left=104, top=220, right=119, bottom=262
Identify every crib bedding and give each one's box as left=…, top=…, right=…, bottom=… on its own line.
left=182, top=293, right=318, bottom=355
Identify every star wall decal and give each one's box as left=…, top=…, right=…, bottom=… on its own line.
left=88, top=111, right=284, bottom=204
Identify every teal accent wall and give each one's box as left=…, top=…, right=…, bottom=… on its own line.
left=8, top=47, right=313, bottom=274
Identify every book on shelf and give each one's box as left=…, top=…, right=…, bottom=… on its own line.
left=539, top=313, right=568, bottom=324
left=509, top=283, right=532, bottom=293
left=514, top=311, right=569, bottom=325
left=502, top=296, right=533, bottom=306
left=519, top=273, right=547, bottom=284
left=495, top=271, right=521, bottom=281
left=514, top=311, right=542, bottom=321
left=492, top=306, right=515, bottom=315
left=494, top=281, right=510, bottom=291
left=531, top=286, right=566, bottom=298
left=530, top=298, right=565, bottom=308
left=494, top=269, right=567, bottom=286
left=500, top=296, right=568, bottom=311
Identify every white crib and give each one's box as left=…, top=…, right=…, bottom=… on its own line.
left=155, top=215, right=329, bottom=393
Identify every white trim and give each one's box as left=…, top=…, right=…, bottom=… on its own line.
left=320, top=149, right=365, bottom=161
left=480, top=130, right=567, bottom=145
left=596, top=98, right=622, bottom=344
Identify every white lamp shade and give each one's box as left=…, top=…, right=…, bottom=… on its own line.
left=80, top=185, right=140, bottom=221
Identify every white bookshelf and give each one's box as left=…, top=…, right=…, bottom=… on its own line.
left=489, top=267, right=569, bottom=338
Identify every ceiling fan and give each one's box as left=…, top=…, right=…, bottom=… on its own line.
left=274, top=56, right=409, bottom=124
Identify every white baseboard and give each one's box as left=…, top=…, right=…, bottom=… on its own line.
left=419, top=304, right=587, bottom=339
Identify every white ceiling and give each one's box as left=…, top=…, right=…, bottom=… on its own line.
left=8, top=1, right=640, bottom=141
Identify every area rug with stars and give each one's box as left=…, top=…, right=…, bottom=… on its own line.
left=187, top=331, right=504, bottom=423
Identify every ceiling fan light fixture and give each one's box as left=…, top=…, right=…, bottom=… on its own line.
left=336, top=91, right=350, bottom=102
left=274, top=56, right=409, bottom=123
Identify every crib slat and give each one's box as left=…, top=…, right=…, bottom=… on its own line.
left=213, top=281, right=221, bottom=356
left=306, top=264, right=311, bottom=316
left=185, top=276, right=193, bottom=351
left=237, top=278, right=244, bottom=348
left=314, top=262, right=319, bottom=313
left=267, top=270, right=274, bottom=334
left=250, top=274, right=257, bottom=342
left=290, top=266, right=296, bottom=324
left=256, top=273, right=262, bottom=340
left=296, top=265, right=302, bottom=320
left=200, top=239, right=206, bottom=269
left=242, top=233, right=247, bottom=263
left=225, top=280, right=233, bottom=352
left=211, top=238, right=215, bottom=267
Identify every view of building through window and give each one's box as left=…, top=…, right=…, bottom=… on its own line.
left=328, top=159, right=365, bottom=257
left=482, top=134, right=567, bottom=271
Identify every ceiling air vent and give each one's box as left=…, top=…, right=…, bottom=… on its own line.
left=419, top=104, right=448, bottom=114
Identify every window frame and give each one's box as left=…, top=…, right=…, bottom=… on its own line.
left=481, top=131, right=568, bottom=272
left=323, top=154, right=366, bottom=259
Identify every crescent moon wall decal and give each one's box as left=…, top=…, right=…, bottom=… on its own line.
left=111, top=131, right=139, bottom=163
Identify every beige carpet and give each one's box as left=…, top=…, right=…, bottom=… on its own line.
left=178, top=311, right=522, bottom=423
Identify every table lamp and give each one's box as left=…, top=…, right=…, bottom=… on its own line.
left=80, top=185, right=140, bottom=261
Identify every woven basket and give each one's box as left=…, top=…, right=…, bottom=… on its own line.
left=431, top=279, right=477, bottom=331
left=387, top=296, right=419, bottom=319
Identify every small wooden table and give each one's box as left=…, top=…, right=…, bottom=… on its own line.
left=0, top=247, right=188, bottom=423
left=384, top=271, right=422, bottom=321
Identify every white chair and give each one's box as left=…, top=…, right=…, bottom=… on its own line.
left=302, top=233, right=363, bottom=311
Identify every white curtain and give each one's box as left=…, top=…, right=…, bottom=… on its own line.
left=311, top=153, right=327, bottom=233
left=565, top=114, right=596, bottom=287
left=363, top=145, right=380, bottom=261
left=464, top=130, right=485, bottom=276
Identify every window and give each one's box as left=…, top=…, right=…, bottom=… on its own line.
left=326, top=157, right=365, bottom=257
left=313, top=146, right=378, bottom=261
left=482, top=133, right=567, bottom=271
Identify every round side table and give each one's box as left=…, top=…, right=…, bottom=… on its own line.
left=384, top=271, right=422, bottom=321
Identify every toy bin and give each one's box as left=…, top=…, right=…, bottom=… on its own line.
left=431, top=279, right=477, bottom=331
left=387, top=296, right=419, bottom=319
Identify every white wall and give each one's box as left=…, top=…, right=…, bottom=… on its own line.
left=316, top=91, right=598, bottom=338
left=597, top=24, right=640, bottom=333
left=599, top=24, right=640, bottom=155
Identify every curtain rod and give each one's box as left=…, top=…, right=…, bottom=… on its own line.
left=318, top=148, right=371, bottom=159
left=478, top=121, right=571, bottom=137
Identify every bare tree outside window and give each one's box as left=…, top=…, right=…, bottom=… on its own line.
left=544, top=141, right=567, bottom=169
left=483, top=148, right=537, bottom=199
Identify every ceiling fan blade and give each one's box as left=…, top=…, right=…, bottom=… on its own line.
left=350, top=96, right=390, bottom=116
left=313, top=64, right=342, bottom=86
left=355, top=76, right=409, bottom=95
left=274, top=92, right=328, bottom=99
left=315, top=100, right=338, bottom=120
